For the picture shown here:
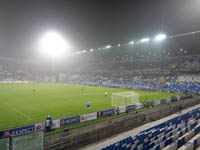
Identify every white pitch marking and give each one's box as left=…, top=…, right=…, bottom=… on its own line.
left=5, top=102, right=31, bottom=120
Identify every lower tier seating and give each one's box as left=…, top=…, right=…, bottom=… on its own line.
left=102, top=107, right=200, bottom=150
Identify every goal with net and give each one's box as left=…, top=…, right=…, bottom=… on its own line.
left=111, top=92, right=140, bottom=107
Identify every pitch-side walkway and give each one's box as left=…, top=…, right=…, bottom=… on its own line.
left=80, top=104, right=200, bottom=150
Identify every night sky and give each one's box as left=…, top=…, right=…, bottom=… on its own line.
left=0, top=0, right=200, bottom=58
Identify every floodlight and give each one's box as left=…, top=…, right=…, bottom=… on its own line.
left=106, top=45, right=111, bottom=49
left=129, top=41, right=134, bottom=45
left=155, top=34, right=166, bottom=41
left=75, top=51, right=81, bottom=54
left=118, top=44, right=120, bottom=47
left=40, top=32, right=69, bottom=58
left=140, top=38, right=150, bottom=43
left=82, top=50, right=87, bottom=53
left=90, top=49, right=94, bottom=52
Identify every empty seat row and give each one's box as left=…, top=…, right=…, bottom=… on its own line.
left=101, top=107, right=200, bottom=150
left=151, top=122, right=200, bottom=150
left=178, top=133, right=200, bottom=150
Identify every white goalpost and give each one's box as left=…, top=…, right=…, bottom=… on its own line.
left=111, top=92, right=140, bottom=107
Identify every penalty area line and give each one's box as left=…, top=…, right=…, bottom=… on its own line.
left=5, top=102, right=31, bottom=120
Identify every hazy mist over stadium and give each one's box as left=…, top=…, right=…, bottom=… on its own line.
left=1, top=0, right=200, bottom=60
left=1, top=1, right=200, bottom=149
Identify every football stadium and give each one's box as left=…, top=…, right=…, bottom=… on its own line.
left=0, top=83, right=180, bottom=130
left=1, top=0, right=200, bottom=150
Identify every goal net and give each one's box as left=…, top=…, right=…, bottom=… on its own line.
left=111, top=92, right=139, bottom=107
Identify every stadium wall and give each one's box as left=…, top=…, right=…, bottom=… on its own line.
left=45, top=97, right=200, bottom=150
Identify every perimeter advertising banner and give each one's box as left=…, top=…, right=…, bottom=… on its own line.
left=0, top=130, right=11, bottom=138
left=60, top=116, right=80, bottom=126
left=100, top=109, right=115, bottom=117
left=52, top=119, right=60, bottom=129
left=10, top=125, right=35, bottom=137
left=80, top=112, right=97, bottom=122
left=136, top=103, right=144, bottom=109
left=0, top=125, right=35, bottom=138
left=146, top=102, right=153, bottom=107
left=117, top=106, right=126, bottom=113
left=126, top=105, right=136, bottom=111
left=34, top=123, right=44, bottom=131
left=153, top=100, right=161, bottom=106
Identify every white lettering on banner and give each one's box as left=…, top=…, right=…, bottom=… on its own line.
left=11, top=126, right=35, bottom=136
left=52, top=119, right=60, bottom=129
left=80, top=112, right=97, bottom=122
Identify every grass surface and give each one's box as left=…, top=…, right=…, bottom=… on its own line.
left=0, top=83, right=179, bottom=130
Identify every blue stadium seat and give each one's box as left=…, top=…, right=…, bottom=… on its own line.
left=101, top=107, right=200, bottom=150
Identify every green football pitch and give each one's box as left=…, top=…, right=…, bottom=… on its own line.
left=0, top=83, right=179, bottom=130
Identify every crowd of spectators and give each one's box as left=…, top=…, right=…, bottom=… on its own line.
left=1, top=55, right=200, bottom=93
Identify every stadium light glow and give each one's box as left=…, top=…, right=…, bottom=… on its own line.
left=106, top=45, right=111, bottom=49
left=40, top=32, right=70, bottom=58
left=75, top=51, right=81, bottom=54
left=155, top=34, right=166, bottom=41
left=140, top=38, right=150, bottom=43
left=90, top=49, right=94, bottom=52
left=82, top=50, right=87, bottom=53
left=118, top=44, right=120, bottom=47
left=129, top=41, right=134, bottom=45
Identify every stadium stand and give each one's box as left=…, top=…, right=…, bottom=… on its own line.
left=1, top=55, right=200, bottom=94
left=101, top=107, right=200, bottom=150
